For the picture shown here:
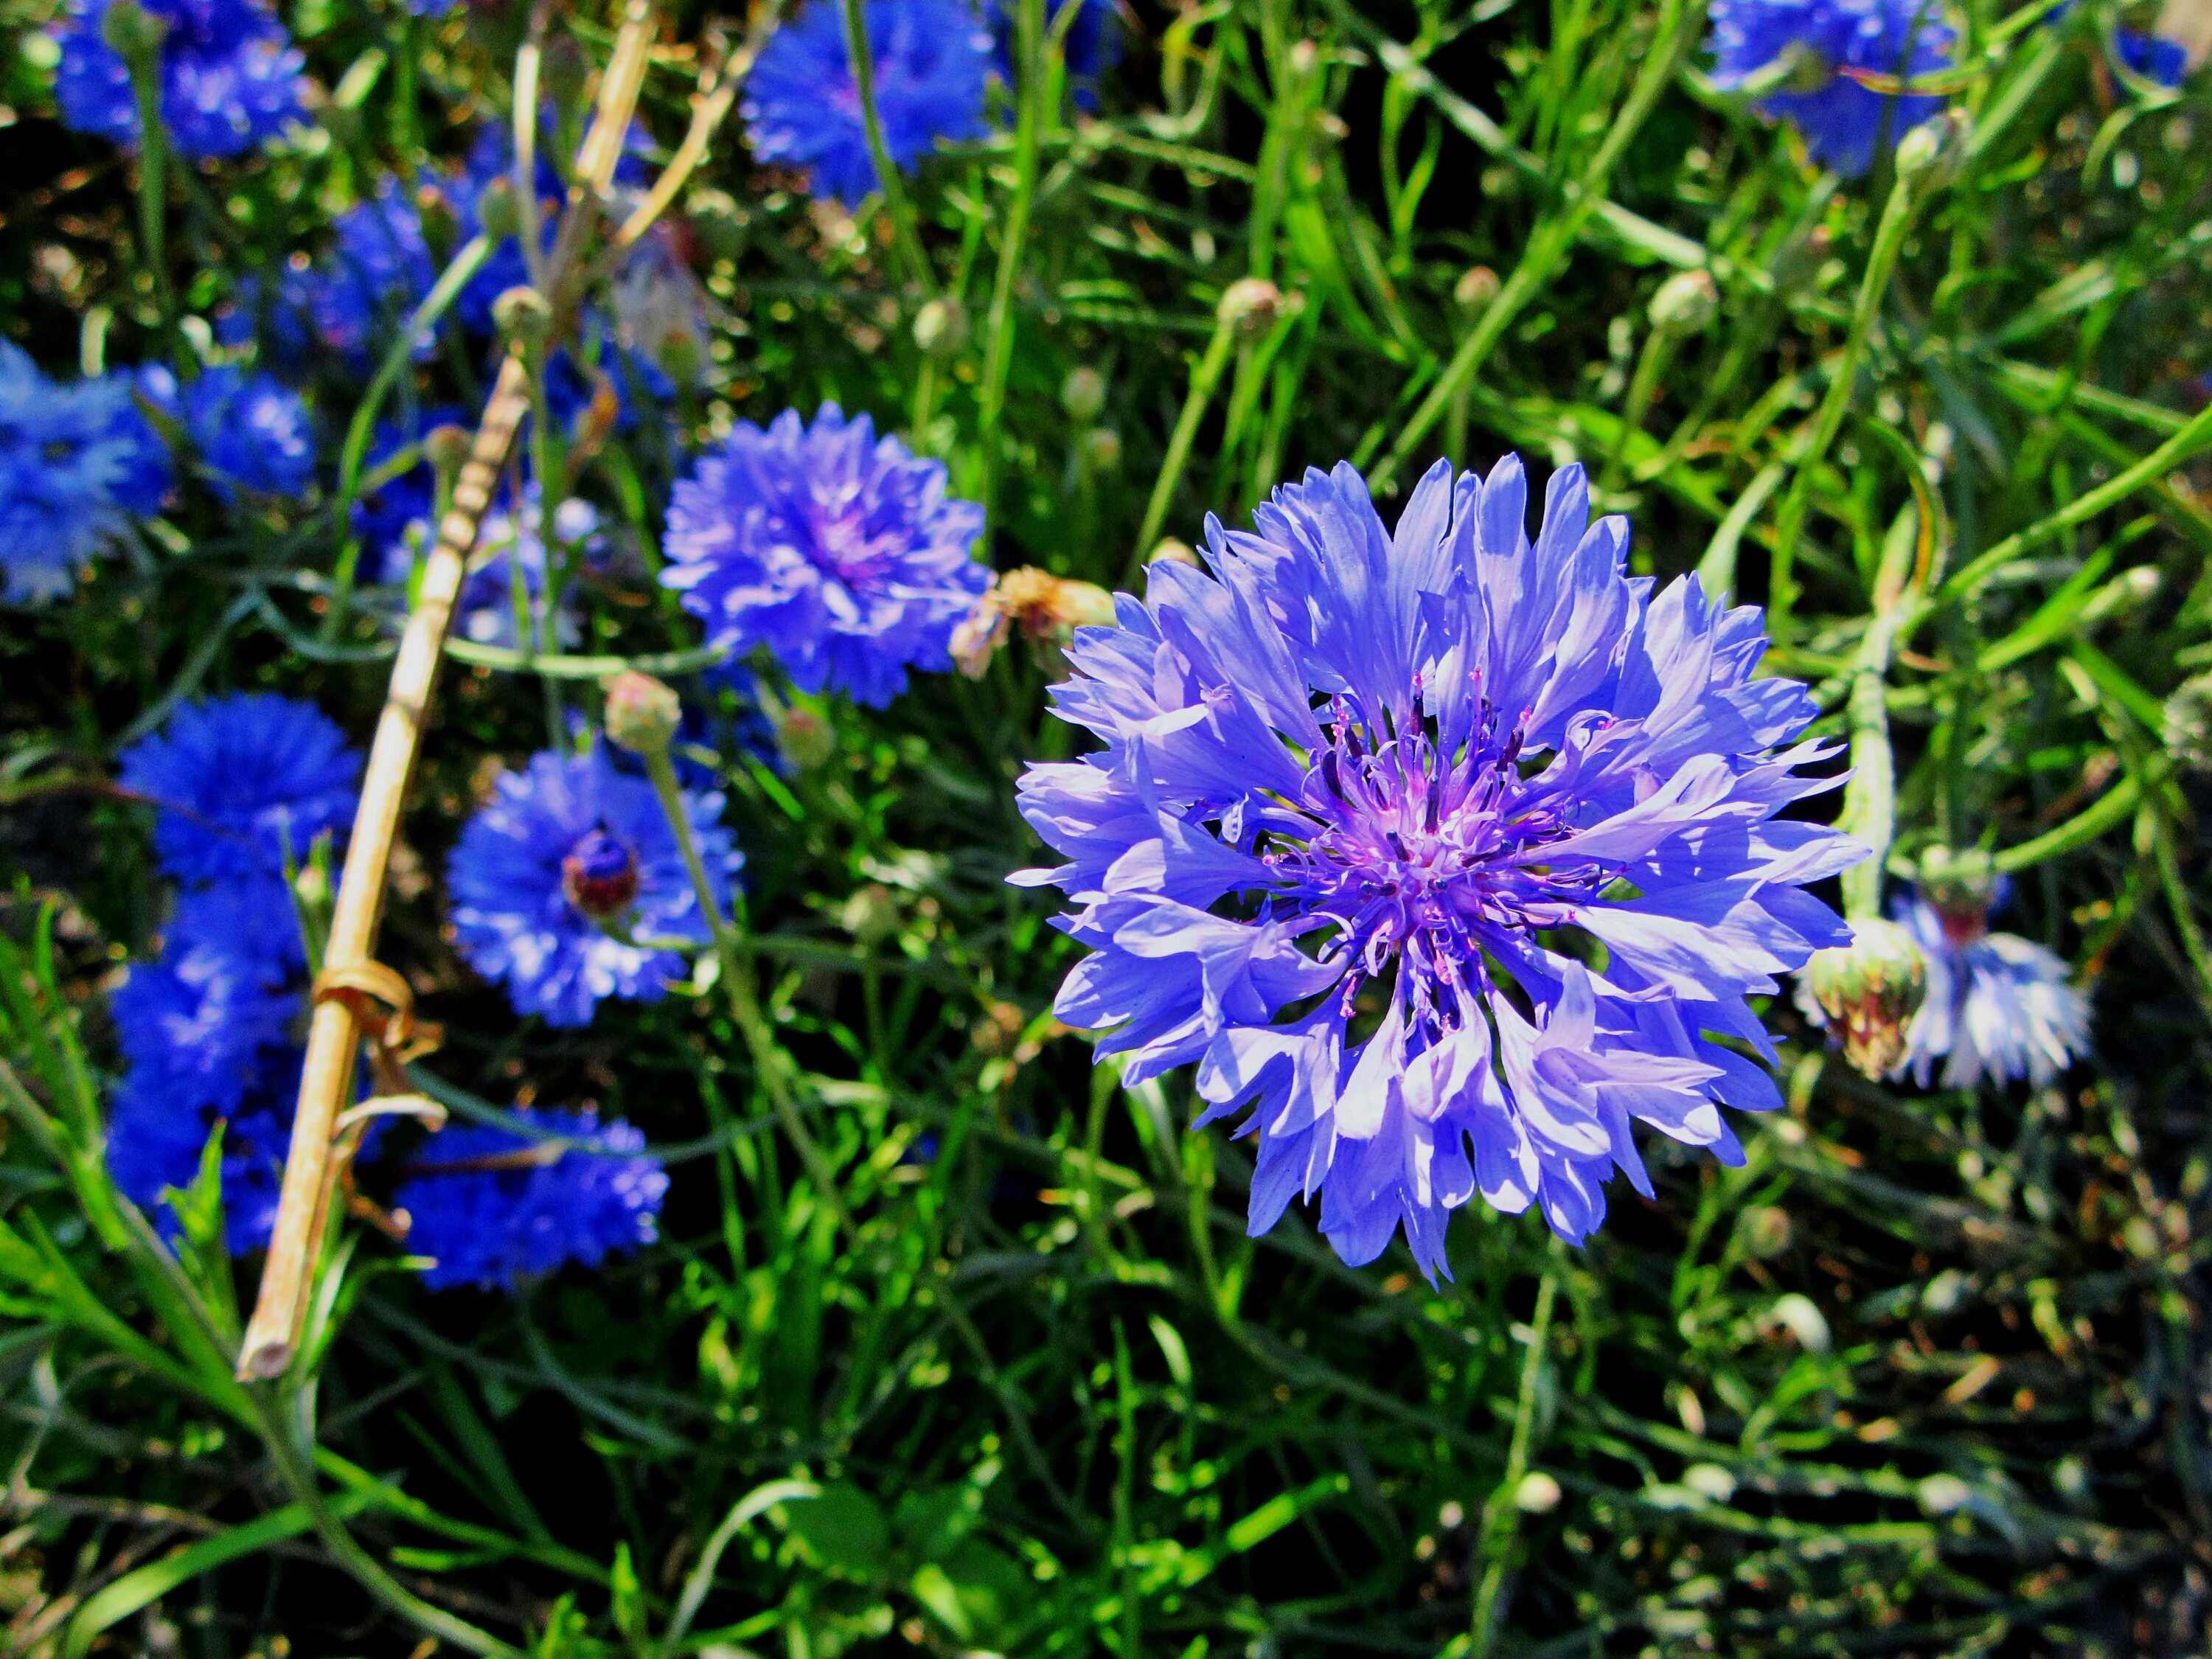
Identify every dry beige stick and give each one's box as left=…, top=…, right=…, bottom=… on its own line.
left=237, top=0, right=669, bottom=1382
left=237, top=352, right=533, bottom=1381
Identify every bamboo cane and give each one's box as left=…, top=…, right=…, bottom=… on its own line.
left=237, top=3, right=664, bottom=1380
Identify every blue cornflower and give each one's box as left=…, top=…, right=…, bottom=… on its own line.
left=1894, top=884, right=2091, bottom=1089
left=215, top=262, right=320, bottom=376
left=119, top=692, right=361, bottom=887
left=990, top=0, right=1119, bottom=108
left=0, top=343, right=173, bottom=602
left=743, top=0, right=993, bottom=207
left=52, top=0, right=307, bottom=161
left=141, top=364, right=314, bottom=501
left=1012, top=456, right=1862, bottom=1270
left=1706, top=0, right=1955, bottom=175
left=2116, top=27, right=2188, bottom=83
left=352, top=406, right=464, bottom=583
left=107, top=1048, right=300, bottom=1253
left=446, top=745, right=739, bottom=1027
left=310, top=178, right=438, bottom=366
left=394, top=1108, right=668, bottom=1292
left=661, top=404, right=990, bottom=707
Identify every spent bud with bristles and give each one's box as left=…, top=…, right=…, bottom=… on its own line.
left=1804, top=917, right=1928, bottom=1078
left=1647, top=268, right=1719, bottom=335
left=1218, top=277, right=1283, bottom=336
left=101, top=0, right=168, bottom=64
left=1061, top=366, right=1107, bottom=423
left=913, top=296, right=970, bottom=358
left=493, top=285, right=553, bottom=352
left=952, top=568, right=1118, bottom=678
left=1454, top=265, right=1501, bottom=313
left=602, top=672, right=683, bottom=757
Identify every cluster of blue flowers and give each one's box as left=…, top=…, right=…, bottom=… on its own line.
left=742, top=0, right=1117, bottom=206
left=1014, top=456, right=1864, bottom=1269
left=55, top=0, right=307, bottom=160
left=1708, top=0, right=2196, bottom=173
left=108, top=693, right=360, bottom=1251
left=107, top=695, right=667, bottom=1289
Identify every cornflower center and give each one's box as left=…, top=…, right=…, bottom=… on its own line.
left=1262, top=706, right=1606, bottom=1032
left=562, top=826, right=639, bottom=919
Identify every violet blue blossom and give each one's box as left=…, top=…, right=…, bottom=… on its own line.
left=1894, top=883, right=2092, bottom=1089
left=1706, top=0, right=1955, bottom=175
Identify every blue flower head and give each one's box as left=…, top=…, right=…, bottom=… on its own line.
left=1894, top=883, right=2091, bottom=1089
left=662, top=404, right=990, bottom=706
left=107, top=1054, right=299, bottom=1253
left=142, top=364, right=314, bottom=501
left=1013, top=456, right=1863, bottom=1272
left=2117, top=27, right=2188, bottom=84
left=743, top=0, right=993, bottom=207
left=447, top=745, right=740, bottom=1028
left=394, top=1108, right=669, bottom=1292
left=1706, top=0, right=1955, bottom=175
left=119, top=692, right=362, bottom=887
left=310, top=178, right=438, bottom=365
left=53, top=0, right=307, bottom=161
left=990, top=0, right=1119, bottom=108
left=0, top=344, right=172, bottom=602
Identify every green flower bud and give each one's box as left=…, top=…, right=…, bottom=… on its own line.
left=839, top=882, right=902, bottom=945
left=2166, top=670, right=2212, bottom=771
left=492, top=285, right=553, bottom=352
left=1895, top=110, right=1969, bottom=184
left=1805, top=917, right=1928, bottom=1079
left=1217, top=277, right=1283, bottom=337
left=912, top=297, right=970, bottom=358
left=602, top=671, right=683, bottom=757
left=776, top=704, right=836, bottom=771
left=1646, top=268, right=1719, bottom=335
left=1060, top=366, right=1107, bottom=424
left=101, top=0, right=168, bottom=66
left=1453, top=264, right=1501, bottom=313
left=474, top=176, right=520, bottom=243
left=422, top=423, right=472, bottom=481
left=1081, top=427, right=1123, bottom=473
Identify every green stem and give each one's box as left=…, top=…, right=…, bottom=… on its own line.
left=1127, top=317, right=1239, bottom=585
left=975, top=0, right=1046, bottom=538
left=1835, top=505, right=1921, bottom=919
left=1767, top=165, right=1922, bottom=638
left=838, top=0, right=937, bottom=296
left=125, top=51, right=174, bottom=342
left=1470, top=1261, right=1558, bottom=1658
left=1373, top=0, right=1700, bottom=493
left=641, top=749, right=857, bottom=1238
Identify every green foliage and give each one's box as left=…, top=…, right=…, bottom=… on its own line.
left=4, top=0, right=2212, bottom=1649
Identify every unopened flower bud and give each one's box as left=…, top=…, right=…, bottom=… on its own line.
left=840, top=882, right=901, bottom=945
left=1743, top=1205, right=1792, bottom=1259
left=492, top=285, right=552, bottom=352
left=1804, top=917, right=1928, bottom=1079
left=1513, top=1472, right=1562, bottom=1513
left=1061, top=366, right=1107, bottom=423
left=602, top=671, right=682, bottom=757
left=1081, top=426, right=1123, bottom=473
left=422, top=423, right=472, bottom=480
left=913, top=296, right=970, bottom=358
left=2166, top=671, right=2212, bottom=771
left=1453, top=264, right=1501, bottom=312
left=474, top=175, right=520, bottom=243
left=1895, top=110, right=1968, bottom=184
left=101, top=0, right=168, bottom=65
left=1217, top=277, right=1282, bottom=337
left=776, top=704, right=836, bottom=771
left=1148, top=538, right=1197, bottom=568
left=1647, top=268, right=1719, bottom=335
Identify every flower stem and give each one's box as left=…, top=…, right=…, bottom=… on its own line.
left=124, top=52, right=174, bottom=343
left=1767, top=165, right=1922, bottom=639
left=1127, top=317, right=1239, bottom=585
left=641, top=749, right=857, bottom=1239
left=1469, top=1259, right=1557, bottom=1658
left=838, top=0, right=937, bottom=297
left=975, top=0, right=1046, bottom=539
